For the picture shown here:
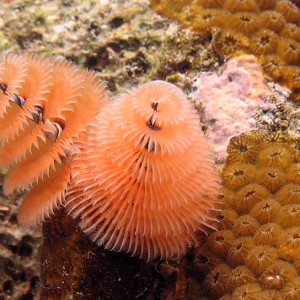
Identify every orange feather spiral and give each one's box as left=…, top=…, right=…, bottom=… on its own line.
left=66, top=81, right=220, bottom=260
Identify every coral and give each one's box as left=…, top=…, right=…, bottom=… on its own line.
left=281, top=277, right=300, bottom=299
left=277, top=204, right=300, bottom=227
left=256, top=142, right=294, bottom=168
left=227, top=237, right=255, bottom=266
left=212, top=29, right=249, bottom=57
left=260, top=10, right=286, bottom=33
left=196, top=55, right=277, bottom=162
left=255, top=0, right=276, bottom=10
left=249, top=29, right=279, bottom=55
left=261, top=260, right=298, bottom=289
left=226, top=133, right=260, bottom=164
left=192, top=9, right=230, bottom=37
left=280, top=23, right=300, bottom=42
left=231, top=283, right=262, bottom=299
left=66, top=81, right=220, bottom=260
left=246, top=245, right=279, bottom=275
left=275, top=0, right=300, bottom=23
left=254, top=222, right=283, bottom=246
left=275, top=183, right=300, bottom=205
left=204, top=230, right=235, bottom=259
left=218, top=208, right=239, bottom=229
left=227, top=265, right=256, bottom=292
left=234, top=183, right=271, bottom=214
left=0, top=53, right=108, bottom=227
left=277, top=227, right=300, bottom=260
left=250, top=198, right=281, bottom=223
left=232, top=214, right=260, bottom=237
left=191, top=130, right=300, bottom=298
left=223, top=0, right=260, bottom=13
left=222, top=163, right=256, bottom=191
left=202, top=263, right=231, bottom=298
left=288, top=163, right=300, bottom=183
left=256, top=167, right=287, bottom=193
left=150, top=0, right=300, bottom=103
left=230, top=12, right=261, bottom=35
left=196, top=0, right=224, bottom=9
left=258, top=54, right=286, bottom=81
left=193, top=247, right=224, bottom=279
left=277, top=38, right=300, bottom=65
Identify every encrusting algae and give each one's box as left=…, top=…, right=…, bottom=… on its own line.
left=150, top=0, right=300, bottom=103
left=190, top=130, right=300, bottom=299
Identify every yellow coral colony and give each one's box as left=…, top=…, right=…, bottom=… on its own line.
left=193, top=131, right=300, bottom=299
left=151, top=0, right=300, bottom=103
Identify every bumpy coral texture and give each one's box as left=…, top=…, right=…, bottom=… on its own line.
left=66, top=81, right=220, bottom=261
left=151, top=0, right=300, bottom=103
left=192, top=130, right=300, bottom=299
left=0, top=53, right=108, bottom=227
left=196, top=54, right=279, bottom=162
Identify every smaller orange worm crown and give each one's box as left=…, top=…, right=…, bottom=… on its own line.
left=0, top=53, right=108, bottom=227
left=66, top=81, right=220, bottom=260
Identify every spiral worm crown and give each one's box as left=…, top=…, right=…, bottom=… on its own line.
left=66, top=81, right=220, bottom=260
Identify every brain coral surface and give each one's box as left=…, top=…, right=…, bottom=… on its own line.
left=151, top=0, right=300, bottom=103
left=192, top=130, right=300, bottom=299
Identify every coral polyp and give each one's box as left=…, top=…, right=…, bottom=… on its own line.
left=235, top=183, right=271, bottom=214
left=202, top=264, right=231, bottom=298
left=227, top=265, right=256, bottom=292
left=212, top=29, right=249, bottom=57
left=250, top=198, right=281, bottom=223
left=275, top=0, right=300, bottom=23
left=280, top=23, right=300, bottom=42
left=232, top=283, right=262, bottom=298
left=246, top=245, right=279, bottom=275
left=192, top=9, right=230, bottom=37
left=261, top=260, right=298, bottom=289
left=232, top=214, right=260, bottom=237
left=151, top=0, right=300, bottom=103
left=255, top=0, right=276, bottom=10
left=222, top=163, right=256, bottom=190
left=189, top=130, right=300, bottom=298
left=275, top=183, right=300, bottom=205
left=260, top=10, right=286, bottom=33
left=250, top=29, right=279, bottom=55
left=197, top=0, right=223, bottom=9
left=226, top=133, right=259, bottom=164
left=277, top=38, right=300, bottom=65
left=223, top=0, right=260, bottom=13
left=257, top=167, right=287, bottom=193
left=256, top=142, right=293, bottom=168
left=258, top=54, right=286, bottom=81
left=230, top=12, right=261, bottom=35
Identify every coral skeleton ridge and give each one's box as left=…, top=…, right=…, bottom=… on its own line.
left=0, top=53, right=220, bottom=260
left=151, top=0, right=300, bottom=103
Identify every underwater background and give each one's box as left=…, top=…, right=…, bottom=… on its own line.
left=0, top=0, right=300, bottom=299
